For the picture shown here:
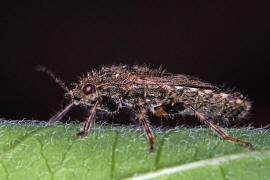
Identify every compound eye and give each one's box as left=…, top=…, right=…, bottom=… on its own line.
left=83, top=84, right=94, bottom=95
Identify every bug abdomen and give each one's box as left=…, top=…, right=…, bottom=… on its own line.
left=164, top=87, right=251, bottom=121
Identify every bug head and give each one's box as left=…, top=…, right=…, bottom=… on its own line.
left=35, top=65, right=99, bottom=107
left=67, top=77, right=99, bottom=106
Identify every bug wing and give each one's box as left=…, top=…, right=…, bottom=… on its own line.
left=142, top=74, right=219, bottom=90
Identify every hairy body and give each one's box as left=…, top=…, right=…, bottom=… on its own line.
left=36, top=64, right=254, bottom=153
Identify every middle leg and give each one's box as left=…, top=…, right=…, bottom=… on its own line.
left=137, top=106, right=155, bottom=153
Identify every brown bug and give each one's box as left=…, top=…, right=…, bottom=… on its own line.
left=35, top=64, right=254, bottom=153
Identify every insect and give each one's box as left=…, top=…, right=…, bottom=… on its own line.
left=35, top=64, right=254, bottom=153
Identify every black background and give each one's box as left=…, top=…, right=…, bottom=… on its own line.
left=1, top=1, right=269, bottom=128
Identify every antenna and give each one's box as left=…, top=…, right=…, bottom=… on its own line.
left=34, top=65, right=70, bottom=92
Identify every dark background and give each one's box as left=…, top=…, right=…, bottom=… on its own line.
left=1, top=1, right=269, bottom=128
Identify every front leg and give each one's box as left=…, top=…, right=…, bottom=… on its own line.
left=48, top=100, right=75, bottom=124
left=76, top=101, right=99, bottom=137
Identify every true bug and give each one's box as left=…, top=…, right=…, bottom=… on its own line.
left=35, top=64, right=254, bottom=153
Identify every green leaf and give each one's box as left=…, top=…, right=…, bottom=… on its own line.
left=0, top=121, right=269, bottom=180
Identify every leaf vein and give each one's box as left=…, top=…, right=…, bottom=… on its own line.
left=124, top=149, right=270, bottom=180
left=111, top=131, right=119, bottom=179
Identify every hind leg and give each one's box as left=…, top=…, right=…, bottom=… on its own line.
left=189, top=105, right=254, bottom=150
left=154, top=102, right=254, bottom=150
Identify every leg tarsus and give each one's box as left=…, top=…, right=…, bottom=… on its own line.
left=141, top=119, right=155, bottom=154
left=76, top=131, right=86, bottom=137
left=76, top=101, right=98, bottom=137
left=221, top=135, right=254, bottom=150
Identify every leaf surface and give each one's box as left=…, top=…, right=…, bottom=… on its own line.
left=0, top=121, right=269, bottom=180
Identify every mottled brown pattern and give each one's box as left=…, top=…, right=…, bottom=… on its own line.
left=38, top=64, right=254, bottom=152
left=70, top=65, right=250, bottom=123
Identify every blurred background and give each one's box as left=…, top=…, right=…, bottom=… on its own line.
left=0, top=1, right=269, bottom=128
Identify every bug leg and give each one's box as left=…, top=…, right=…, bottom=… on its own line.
left=185, top=104, right=254, bottom=150
left=48, top=101, right=75, bottom=124
left=137, top=107, right=154, bottom=154
left=76, top=101, right=99, bottom=137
